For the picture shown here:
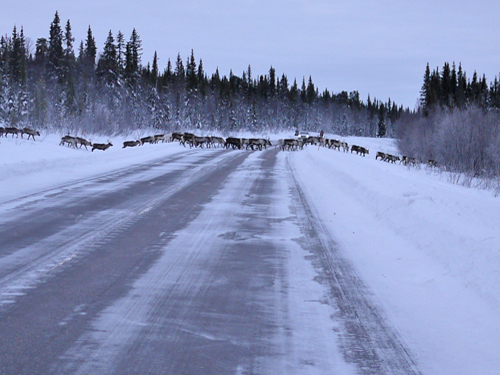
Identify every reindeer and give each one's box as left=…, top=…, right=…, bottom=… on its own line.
left=246, top=138, right=272, bottom=151
left=330, top=139, right=342, bottom=151
left=192, top=136, right=210, bottom=148
left=304, top=136, right=321, bottom=146
left=409, top=157, right=419, bottom=166
left=21, top=128, right=41, bottom=140
left=180, top=133, right=196, bottom=147
left=386, top=154, right=400, bottom=163
left=154, top=134, right=168, bottom=143
left=0, top=127, right=4, bottom=137
left=4, top=127, right=19, bottom=138
left=427, top=159, right=438, bottom=169
left=92, top=141, right=113, bottom=152
left=171, top=132, right=184, bottom=143
left=60, top=135, right=78, bottom=148
left=123, top=140, right=141, bottom=148
left=140, top=136, right=156, bottom=145
left=76, top=137, right=92, bottom=150
left=351, top=145, right=369, bottom=156
left=210, top=136, right=225, bottom=148
left=281, top=138, right=301, bottom=151
left=376, top=151, right=388, bottom=161
left=225, top=137, right=242, bottom=150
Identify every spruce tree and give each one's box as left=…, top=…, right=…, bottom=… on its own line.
left=377, top=103, right=386, bottom=137
left=175, top=53, right=185, bottom=80
left=151, top=51, right=159, bottom=87
left=306, top=76, right=316, bottom=104
left=440, top=62, right=451, bottom=107
left=420, top=63, right=431, bottom=114
left=83, top=26, right=97, bottom=74
left=97, top=30, right=118, bottom=84
left=10, top=26, right=27, bottom=84
left=47, top=11, right=64, bottom=82
left=186, top=49, right=197, bottom=91
left=116, top=31, right=125, bottom=74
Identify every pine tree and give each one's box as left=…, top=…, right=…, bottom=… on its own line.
left=63, top=20, right=75, bottom=67
left=47, top=11, right=64, bottom=82
left=377, top=103, right=386, bottom=137
left=116, top=31, right=125, bottom=74
left=289, top=78, right=299, bottom=102
left=450, top=62, right=458, bottom=107
left=124, top=29, right=142, bottom=80
left=420, top=63, right=431, bottom=114
left=197, top=59, right=206, bottom=97
left=150, top=51, right=159, bottom=87
left=268, top=66, right=276, bottom=95
left=175, top=53, right=185, bottom=80
left=456, top=63, right=467, bottom=108
left=306, top=76, right=316, bottom=104
left=186, top=49, right=197, bottom=91
left=440, top=62, right=452, bottom=107
left=300, top=77, right=306, bottom=102
left=10, top=26, right=27, bottom=84
left=97, top=30, right=119, bottom=85
left=82, top=25, right=97, bottom=74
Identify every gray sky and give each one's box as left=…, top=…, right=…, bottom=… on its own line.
left=3, top=0, right=500, bottom=108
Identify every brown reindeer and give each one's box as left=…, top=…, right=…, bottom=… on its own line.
left=21, top=128, right=41, bottom=141
left=4, top=127, right=19, bottom=138
left=76, top=137, right=92, bottom=150
left=123, top=140, right=141, bottom=148
left=92, top=141, right=113, bottom=152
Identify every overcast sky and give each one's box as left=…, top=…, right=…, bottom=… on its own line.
left=2, top=0, right=500, bottom=108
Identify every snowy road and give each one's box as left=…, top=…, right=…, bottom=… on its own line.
left=0, top=144, right=421, bottom=374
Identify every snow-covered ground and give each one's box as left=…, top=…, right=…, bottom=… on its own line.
left=287, top=135, right=500, bottom=375
left=1, top=132, right=499, bottom=374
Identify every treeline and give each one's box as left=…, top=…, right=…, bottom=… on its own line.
left=0, top=11, right=409, bottom=136
left=396, top=62, right=500, bottom=182
left=419, top=62, right=500, bottom=114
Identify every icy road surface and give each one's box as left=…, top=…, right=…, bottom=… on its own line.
left=0, top=144, right=420, bottom=374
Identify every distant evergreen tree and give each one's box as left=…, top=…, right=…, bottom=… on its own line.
left=300, top=77, right=306, bottom=102
left=10, top=26, right=27, bottom=84
left=97, top=30, right=118, bottom=85
left=124, top=29, right=142, bottom=81
left=82, top=25, right=97, bottom=75
left=456, top=63, right=467, bottom=108
left=440, top=62, right=452, bottom=107
left=47, top=12, right=64, bottom=83
left=174, top=53, right=185, bottom=81
left=197, top=59, right=207, bottom=97
left=288, top=78, right=299, bottom=102
left=377, top=103, right=386, bottom=137
left=151, top=51, right=159, bottom=87
left=63, top=20, right=75, bottom=68
left=62, top=20, right=76, bottom=114
left=116, top=31, right=125, bottom=75
left=306, top=76, right=316, bottom=104
left=186, top=50, right=197, bottom=91
left=268, top=66, right=276, bottom=95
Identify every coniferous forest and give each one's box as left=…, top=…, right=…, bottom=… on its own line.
left=397, top=62, right=500, bottom=180
left=2, top=12, right=500, bottom=181
left=0, top=12, right=407, bottom=137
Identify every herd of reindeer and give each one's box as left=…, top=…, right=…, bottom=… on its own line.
left=1, top=126, right=437, bottom=168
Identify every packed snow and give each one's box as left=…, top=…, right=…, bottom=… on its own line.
left=1, top=131, right=499, bottom=374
